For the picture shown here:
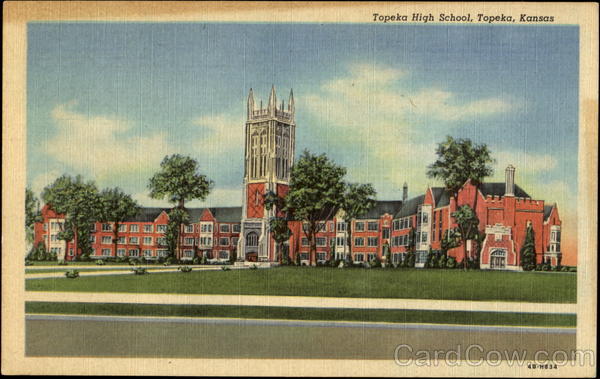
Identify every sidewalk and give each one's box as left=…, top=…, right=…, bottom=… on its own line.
left=25, top=266, right=235, bottom=280
left=24, top=291, right=577, bottom=314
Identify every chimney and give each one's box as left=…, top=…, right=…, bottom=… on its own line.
left=402, top=182, right=408, bottom=202
left=505, top=165, right=515, bottom=196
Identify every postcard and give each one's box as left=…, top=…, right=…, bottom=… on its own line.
left=2, top=1, right=597, bottom=377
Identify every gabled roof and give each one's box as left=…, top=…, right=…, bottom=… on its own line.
left=479, top=183, right=531, bottom=198
left=543, top=205, right=554, bottom=221
left=208, top=207, right=242, bottom=223
left=356, top=200, right=404, bottom=220
left=129, top=207, right=169, bottom=222
left=127, top=207, right=242, bottom=223
left=395, top=195, right=425, bottom=218
left=430, top=187, right=451, bottom=208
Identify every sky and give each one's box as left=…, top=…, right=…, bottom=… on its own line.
left=27, top=23, right=579, bottom=261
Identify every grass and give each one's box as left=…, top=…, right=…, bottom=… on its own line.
left=25, top=266, right=576, bottom=303
left=25, top=301, right=576, bottom=328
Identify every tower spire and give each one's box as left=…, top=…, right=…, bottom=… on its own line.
left=288, top=88, right=295, bottom=117
left=247, top=88, right=255, bottom=119
left=268, top=85, right=277, bottom=116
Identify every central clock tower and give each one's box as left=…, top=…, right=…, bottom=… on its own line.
left=238, top=86, right=296, bottom=263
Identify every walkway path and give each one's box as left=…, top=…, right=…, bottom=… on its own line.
left=25, top=265, right=242, bottom=279
left=24, top=291, right=577, bottom=314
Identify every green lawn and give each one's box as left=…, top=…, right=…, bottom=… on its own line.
left=25, top=266, right=576, bottom=303
left=25, top=301, right=576, bottom=327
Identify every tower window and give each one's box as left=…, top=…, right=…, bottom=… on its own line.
left=246, top=232, right=258, bottom=247
left=255, top=190, right=260, bottom=206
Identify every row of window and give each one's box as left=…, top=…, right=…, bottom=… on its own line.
left=48, top=222, right=242, bottom=234
left=393, top=217, right=413, bottom=231
left=90, top=235, right=240, bottom=247
left=90, top=248, right=231, bottom=259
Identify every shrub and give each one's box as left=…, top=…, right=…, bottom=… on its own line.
left=131, top=267, right=147, bottom=275
left=57, top=260, right=68, bottom=266
left=221, top=266, right=231, bottom=271
left=569, top=266, right=577, bottom=272
left=96, top=259, right=105, bottom=266
left=535, top=264, right=543, bottom=271
left=446, top=256, right=457, bottom=269
left=436, top=254, right=446, bottom=269
left=25, top=260, right=33, bottom=266
left=368, top=257, right=381, bottom=268
left=560, top=266, right=569, bottom=272
left=249, top=264, right=258, bottom=270
left=165, top=256, right=175, bottom=265
left=65, top=270, right=79, bottom=278
left=192, top=257, right=200, bottom=265
left=179, top=266, right=193, bottom=273
left=542, top=264, right=551, bottom=271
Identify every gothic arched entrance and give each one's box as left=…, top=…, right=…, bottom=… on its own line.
left=490, top=249, right=506, bottom=269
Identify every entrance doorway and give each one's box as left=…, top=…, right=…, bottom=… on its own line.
left=490, top=249, right=506, bottom=269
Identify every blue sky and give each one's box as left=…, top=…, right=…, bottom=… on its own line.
left=27, top=23, right=579, bottom=213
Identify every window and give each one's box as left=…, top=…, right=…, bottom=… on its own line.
left=328, top=221, right=334, bottom=232
left=355, top=237, right=364, bottom=246
left=117, top=249, right=125, bottom=256
left=50, top=234, right=58, bottom=242
left=128, top=249, right=139, bottom=257
left=393, top=220, right=400, bottom=230
left=157, top=249, right=168, bottom=257
left=421, top=212, right=429, bottom=224
left=382, top=228, right=390, bottom=239
left=330, top=238, right=335, bottom=247
left=233, top=224, right=241, bottom=233
left=200, top=237, right=213, bottom=246
left=129, top=237, right=139, bottom=244
left=336, top=236, right=346, bottom=246
left=102, top=248, right=111, bottom=256
left=368, top=222, right=378, bottom=231
left=220, top=224, right=230, bottom=233
left=232, top=237, right=239, bottom=246
left=317, top=222, right=326, bottom=232
left=354, top=253, right=364, bottom=262
left=301, top=238, right=309, bottom=246
left=143, top=237, right=153, bottom=245
left=102, top=223, right=112, bottom=232
left=393, top=253, right=401, bottom=263
left=201, top=223, right=213, bottom=233
left=185, top=225, right=194, bottom=233
left=183, top=250, right=194, bottom=258
left=219, top=237, right=230, bottom=246
left=246, top=232, right=258, bottom=247
left=89, top=235, right=96, bottom=243
left=368, top=253, right=376, bottom=262
left=130, top=224, right=139, bottom=232
left=157, top=224, right=167, bottom=233
left=118, top=224, right=127, bottom=232
left=421, top=232, right=428, bottom=243
left=117, top=236, right=126, bottom=244
left=218, top=251, right=229, bottom=259
left=299, top=253, right=309, bottom=260
left=317, top=252, right=327, bottom=261
left=182, top=237, right=193, bottom=245
left=90, top=223, right=96, bottom=232
left=50, top=222, right=59, bottom=231
left=316, top=238, right=326, bottom=247
left=355, top=222, right=365, bottom=231
left=143, top=249, right=153, bottom=257
left=368, top=237, right=378, bottom=247
left=101, top=236, right=112, bottom=244
left=43, top=223, right=48, bottom=231
left=144, top=224, right=153, bottom=233
left=337, top=222, right=347, bottom=231
left=157, top=237, right=166, bottom=245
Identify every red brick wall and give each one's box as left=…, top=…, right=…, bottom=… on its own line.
left=246, top=183, right=265, bottom=218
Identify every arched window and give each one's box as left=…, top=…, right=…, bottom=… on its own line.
left=246, top=232, right=258, bottom=247
left=251, top=133, right=259, bottom=178
left=260, top=131, right=267, bottom=177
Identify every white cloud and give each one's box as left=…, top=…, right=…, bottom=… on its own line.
left=132, top=187, right=242, bottom=209
left=302, top=62, right=513, bottom=199
left=45, top=102, right=172, bottom=183
left=192, top=113, right=244, bottom=156
left=492, top=150, right=558, bottom=176
left=30, top=169, right=62, bottom=199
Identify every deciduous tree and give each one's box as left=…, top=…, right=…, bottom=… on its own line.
left=451, top=205, right=480, bottom=271
left=340, top=183, right=377, bottom=261
left=41, top=175, right=101, bottom=260
left=98, top=187, right=140, bottom=260
left=284, top=151, right=346, bottom=265
left=149, top=154, right=213, bottom=259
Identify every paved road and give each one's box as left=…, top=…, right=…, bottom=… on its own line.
left=26, top=315, right=576, bottom=360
